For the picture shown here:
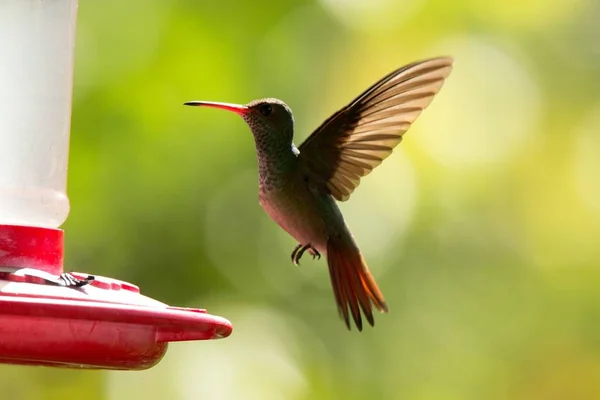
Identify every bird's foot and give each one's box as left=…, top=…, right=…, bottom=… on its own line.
left=291, top=243, right=321, bottom=266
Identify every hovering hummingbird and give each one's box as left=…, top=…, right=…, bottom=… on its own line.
left=186, top=57, right=453, bottom=331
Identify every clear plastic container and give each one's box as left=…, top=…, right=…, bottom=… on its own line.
left=0, top=0, right=78, bottom=228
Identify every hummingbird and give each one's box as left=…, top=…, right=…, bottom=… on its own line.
left=185, top=57, right=453, bottom=331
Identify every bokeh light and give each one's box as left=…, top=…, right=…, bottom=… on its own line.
left=575, top=106, right=600, bottom=216
left=320, top=0, right=425, bottom=33
left=339, top=149, right=417, bottom=267
left=417, top=36, right=541, bottom=167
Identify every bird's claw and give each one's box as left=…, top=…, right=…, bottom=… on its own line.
left=291, top=244, right=302, bottom=266
left=290, top=243, right=321, bottom=265
left=310, top=249, right=321, bottom=261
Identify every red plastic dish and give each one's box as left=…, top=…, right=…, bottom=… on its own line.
left=0, top=224, right=232, bottom=370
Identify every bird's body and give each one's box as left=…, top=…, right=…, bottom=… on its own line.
left=256, top=145, right=344, bottom=255
left=259, top=169, right=331, bottom=255
left=251, top=116, right=330, bottom=254
left=186, top=57, right=453, bottom=331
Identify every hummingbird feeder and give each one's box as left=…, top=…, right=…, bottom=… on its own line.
left=0, top=0, right=232, bottom=370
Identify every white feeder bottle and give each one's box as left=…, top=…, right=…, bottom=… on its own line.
left=0, top=1, right=74, bottom=228
left=0, top=1, right=232, bottom=370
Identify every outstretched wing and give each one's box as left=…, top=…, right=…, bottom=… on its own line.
left=297, top=57, right=453, bottom=201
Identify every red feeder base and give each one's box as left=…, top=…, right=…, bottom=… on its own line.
left=0, top=225, right=232, bottom=370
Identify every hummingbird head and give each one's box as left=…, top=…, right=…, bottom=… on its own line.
left=184, top=98, right=295, bottom=146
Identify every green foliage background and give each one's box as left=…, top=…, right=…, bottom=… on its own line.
left=3, top=0, right=600, bottom=399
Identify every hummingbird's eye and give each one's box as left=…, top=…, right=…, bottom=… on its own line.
left=259, top=104, right=272, bottom=116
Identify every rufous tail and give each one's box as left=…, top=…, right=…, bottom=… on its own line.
left=326, top=237, right=388, bottom=331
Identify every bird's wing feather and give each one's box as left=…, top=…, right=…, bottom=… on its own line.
left=297, top=57, right=453, bottom=201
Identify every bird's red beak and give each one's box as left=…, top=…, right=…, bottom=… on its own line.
left=184, top=101, right=249, bottom=115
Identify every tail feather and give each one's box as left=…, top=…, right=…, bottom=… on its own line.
left=326, top=238, right=388, bottom=331
left=329, top=258, right=351, bottom=329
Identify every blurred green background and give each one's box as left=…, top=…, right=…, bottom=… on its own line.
left=4, top=0, right=600, bottom=398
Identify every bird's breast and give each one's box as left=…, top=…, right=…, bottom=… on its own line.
left=258, top=176, right=328, bottom=252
